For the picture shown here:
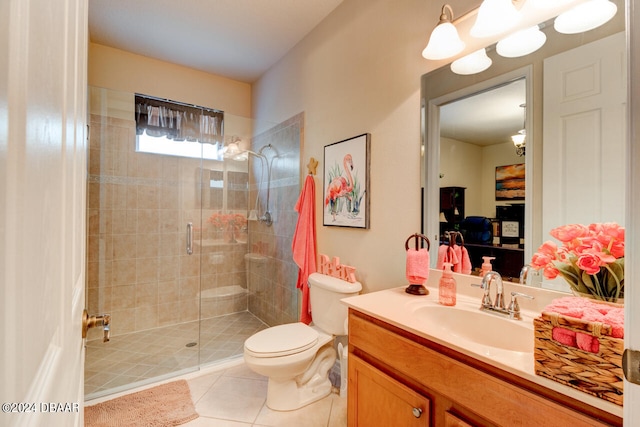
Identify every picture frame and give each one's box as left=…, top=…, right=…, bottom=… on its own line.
left=323, top=133, right=370, bottom=228
left=495, top=163, right=525, bottom=201
left=501, top=220, right=520, bottom=238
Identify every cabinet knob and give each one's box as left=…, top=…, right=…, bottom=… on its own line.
left=412, top=407, right=423, bottom=418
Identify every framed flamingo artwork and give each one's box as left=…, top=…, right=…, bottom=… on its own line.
left=323, top=133, right=370, bottom=228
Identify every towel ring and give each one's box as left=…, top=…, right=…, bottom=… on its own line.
left=405, top=233, right=430, bottom=251
left=445, top=231, right=464, bottom=247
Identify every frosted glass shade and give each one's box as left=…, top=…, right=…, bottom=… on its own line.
left=497, top=26, right=547, bottom=58
left=554, top=0, right=617, bottom=34
left=422, top=22, right=465, bottom=60
left=470, top=0, right=522, bottom=38
left=450, top=49, right=492, bottom=75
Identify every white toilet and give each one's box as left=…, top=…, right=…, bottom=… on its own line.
left=243, top=272, right=362, bottom=411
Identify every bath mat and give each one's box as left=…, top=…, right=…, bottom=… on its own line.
left=85, top=379, right=198, bottom=427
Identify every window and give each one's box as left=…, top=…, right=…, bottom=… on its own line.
left=134, top=94, right=224, bottom=159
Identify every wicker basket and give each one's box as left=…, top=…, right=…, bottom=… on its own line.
left=533, top=306, right=624, bottom=406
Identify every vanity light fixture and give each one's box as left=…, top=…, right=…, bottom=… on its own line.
left=422, top=4, right=465, bottom=60
left=470, top=0, right=522, bottom=39
left=554, top=0, right=617, bottom=34
left=512, top=103, right=526, bottom=156
left=496, top=25, right=546, bottom=58
left=450, top=48, right=492, bottom=75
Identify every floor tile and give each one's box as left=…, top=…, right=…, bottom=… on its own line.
left=195, top=375, right=268, bottom=423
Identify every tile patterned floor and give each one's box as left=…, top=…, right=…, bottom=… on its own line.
left=85, top=359, right=347, bottom=427
left=85, top=311, right=268, bottom=399
left=184, top=363, right=346, bottom=427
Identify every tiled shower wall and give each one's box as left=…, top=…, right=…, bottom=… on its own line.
left=247, top=113, right=304, bottom=326
left=86, top=92, right=248, bottom=340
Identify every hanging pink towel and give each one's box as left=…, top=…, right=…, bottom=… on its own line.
left=459, top=246, right=472, bottom=274
left=436, top=245, right=459, bottom=269
left=292, top=175, right=317, bottom=325
left=406, top=248, right=430, bottom=284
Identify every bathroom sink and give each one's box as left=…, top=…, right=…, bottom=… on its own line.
left=412, top=304, right=533, bottom=353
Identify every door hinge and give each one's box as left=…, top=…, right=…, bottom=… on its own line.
left=623, top=349, right=640, bottom=385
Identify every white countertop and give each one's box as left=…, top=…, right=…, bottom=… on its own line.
left=341, top=270, right=623, bottom=418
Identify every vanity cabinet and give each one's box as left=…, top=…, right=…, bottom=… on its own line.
left=347, top=309, right=622, bottom=427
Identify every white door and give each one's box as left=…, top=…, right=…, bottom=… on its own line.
left=0, top=0, right=88, bottom=426
left=543, top=31, right=626, bottom=233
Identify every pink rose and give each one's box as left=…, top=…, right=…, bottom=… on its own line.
left=543, top=265, right=559, bottom=279
left=576, top=253, right=602, bottom=275
left=550, top=224, right=589, bottom=242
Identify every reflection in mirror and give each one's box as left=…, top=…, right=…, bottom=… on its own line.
left=439, top=78, right=527, bottom=281
left=421, top=0, right=626, bottom=291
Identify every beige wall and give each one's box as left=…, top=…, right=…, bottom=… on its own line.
left=252, top=0, right=448, bottom=292
left=88, top=42, right=252, bottom=120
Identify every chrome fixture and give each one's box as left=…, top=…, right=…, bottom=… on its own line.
left=507, top=291, right=535, bottom=320
left=257, top=144, right=278, bottom=227
left=473, top=271, right=535, bottom=320
left=473, top=271, right=505, bottom=311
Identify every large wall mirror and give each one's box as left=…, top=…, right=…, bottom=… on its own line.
left=421, top=0, right=626, bottom=290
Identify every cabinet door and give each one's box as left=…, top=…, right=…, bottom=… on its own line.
left=348, top=355, right=430, bottom=427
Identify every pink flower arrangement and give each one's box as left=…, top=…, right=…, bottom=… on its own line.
left=531, top=223, right=624, bottom=302
left=207, top=212, right=247, bottom=231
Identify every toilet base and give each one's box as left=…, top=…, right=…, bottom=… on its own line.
left=265, top=345, right=337, bottom=411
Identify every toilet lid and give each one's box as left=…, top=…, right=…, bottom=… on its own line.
left=245, top=323, right=318, bottom=357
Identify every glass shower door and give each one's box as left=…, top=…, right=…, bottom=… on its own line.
left=84, top=87, right=202, bottom=399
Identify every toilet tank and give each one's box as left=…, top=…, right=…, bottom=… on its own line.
left=308, top=272, right=362, bottom=335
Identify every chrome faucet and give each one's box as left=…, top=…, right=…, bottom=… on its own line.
left=472, top=271, right=534, bottom=319
left=473, top=271, right=505, bottom=311
left=519, top=264, right=541, bottom=288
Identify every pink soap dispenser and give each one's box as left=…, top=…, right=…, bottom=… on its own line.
left=480, top=256, right=495, bottom=280
left=439, top=262, right=456, bottom=306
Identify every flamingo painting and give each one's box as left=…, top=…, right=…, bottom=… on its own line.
left=325, top=154, right=354, bottom=221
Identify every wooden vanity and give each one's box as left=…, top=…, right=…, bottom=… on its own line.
left=347, top=308, right=623, bottom=427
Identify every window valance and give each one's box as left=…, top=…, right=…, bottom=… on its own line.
left=135, top=94, right=224, bottom=145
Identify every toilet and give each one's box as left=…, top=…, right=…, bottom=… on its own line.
left=243, top=272, right=362, bottom=411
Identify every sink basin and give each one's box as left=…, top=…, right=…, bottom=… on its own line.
left=412, top=305, right=533, bottom=353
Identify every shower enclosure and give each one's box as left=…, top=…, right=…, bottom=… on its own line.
left=84, top=87, right=302, bottom=399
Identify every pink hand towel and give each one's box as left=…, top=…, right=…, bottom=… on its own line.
left=406, top=248, right=430, bottom=284
left=552, top=327, right=577, bottom=347
left=604, top=308, right=625, bottom=338
left=436, top=245, right=448, bottom=269
left=576, top=333, right=600, bottom=353
left=451, top=245, right=462, bottom=273
left=459, top=246, right=472, bottom=275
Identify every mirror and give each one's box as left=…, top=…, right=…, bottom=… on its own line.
left=421, top=0, right=626, bottom=289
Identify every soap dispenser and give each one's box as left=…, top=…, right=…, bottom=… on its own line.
left=439, top=262, right=456, bottom=306
left=480, top=256, right=495, bottom=280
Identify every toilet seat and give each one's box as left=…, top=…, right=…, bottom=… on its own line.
left=245, top=323, right=319, bottom=357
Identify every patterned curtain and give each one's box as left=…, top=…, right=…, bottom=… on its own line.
left=134, top=94, right=224, bottom=145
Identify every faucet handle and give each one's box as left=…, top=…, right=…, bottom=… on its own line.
left=471, top=283, right=492, bottom=308
left=508, top=292, right=535, bottom=320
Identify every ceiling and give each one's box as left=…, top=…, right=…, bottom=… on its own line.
left=439, top=78, right=527, bottom=147
left=88, top=0, right=344, bottom=83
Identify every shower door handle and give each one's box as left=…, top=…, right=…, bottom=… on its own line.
left=186, top=222, right=193, bottom=255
